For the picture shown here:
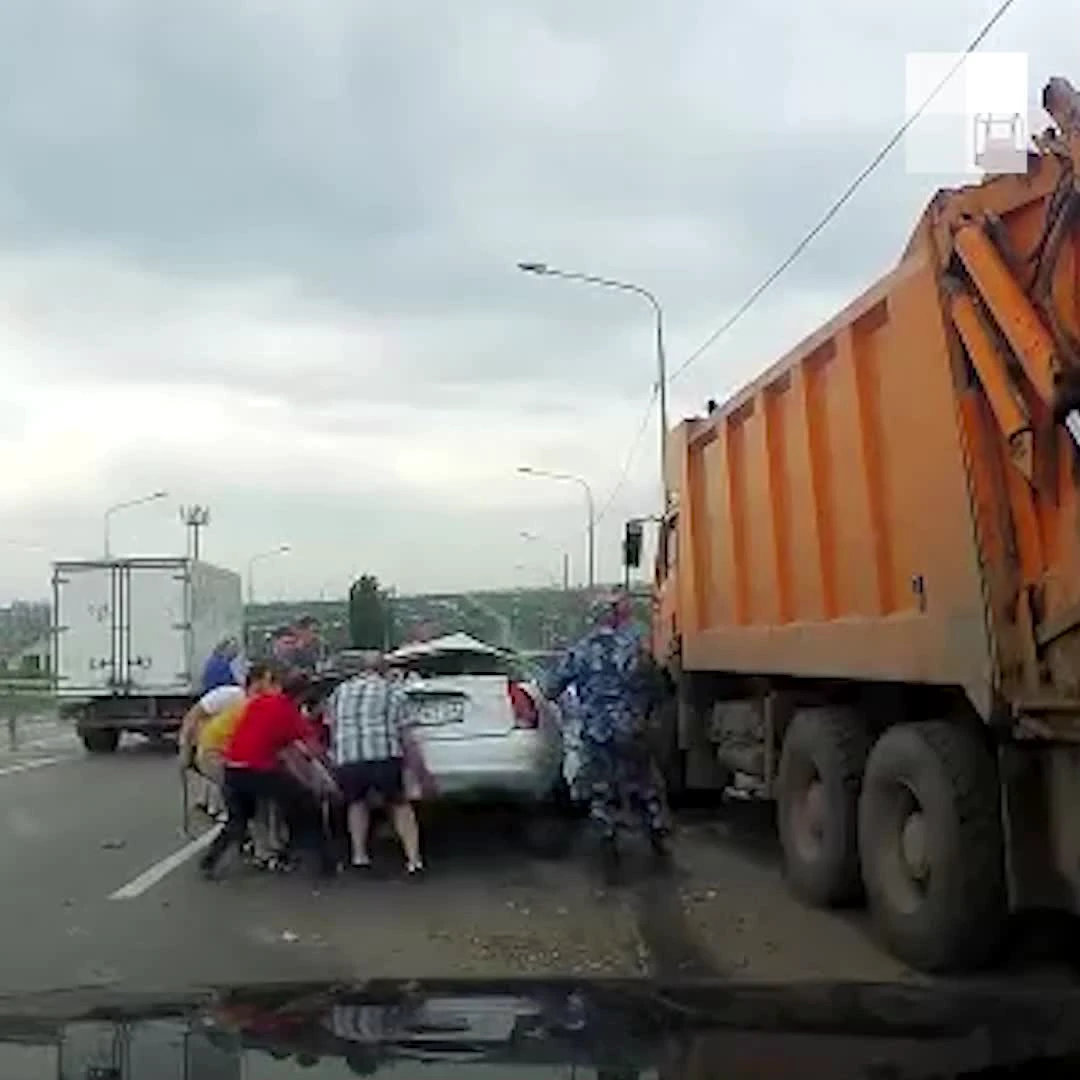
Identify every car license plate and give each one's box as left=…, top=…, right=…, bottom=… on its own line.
left=411, top=697, right=466, bottom=726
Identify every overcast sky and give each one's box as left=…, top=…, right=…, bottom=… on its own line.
left=0, top=0, right=1070, bottom=603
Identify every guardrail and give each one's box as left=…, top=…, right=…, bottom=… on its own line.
left=0, top=680, right=58, bottom=751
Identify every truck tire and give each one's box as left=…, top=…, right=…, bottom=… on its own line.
left=80, top=727, right=120, bottom=754
left=858, top=720, right=1006, bottom=973
left=777, top=707, right=870, bottom=907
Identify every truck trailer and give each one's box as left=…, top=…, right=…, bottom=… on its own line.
left=648, top=76, right=1080, bottom=972
left=52, top=557, right=244, bottom=752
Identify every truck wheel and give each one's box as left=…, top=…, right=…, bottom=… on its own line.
left=80, top=728, right=120, bottom=754
left=858, top=721, right=1006, bottom=973
left=777, top=707, right=869, bottom=907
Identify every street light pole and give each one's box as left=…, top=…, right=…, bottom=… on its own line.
left=103, top=490, right=169, bottom=558
left=246, top=545, right=291, bottom=605
left=520, top=531, right=568, bottom=593
left=518, top=261, right=669, bottom=506
left=517, top=467, right=595, bottom=589
left=514, top=562, right=561, bottom=590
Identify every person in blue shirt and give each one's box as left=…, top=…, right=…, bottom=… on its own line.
left=201, top=637, right=241, bottom=694
left=542, top=590, right=670, bottom=878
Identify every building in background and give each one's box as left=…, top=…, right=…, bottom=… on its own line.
left=0, top=633, right=52, bottom=676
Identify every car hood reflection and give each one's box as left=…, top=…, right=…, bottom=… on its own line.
left=0, top=978, right=1079, bottom=1077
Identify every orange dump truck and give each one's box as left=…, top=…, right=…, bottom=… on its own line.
left=647, top=76, right=1080, bottom=973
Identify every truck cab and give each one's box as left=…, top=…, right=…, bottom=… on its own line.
left=651, top=508, right=679, bottom=666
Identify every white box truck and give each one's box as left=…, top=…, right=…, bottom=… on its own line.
left=51, top=557, right=244, bottom=752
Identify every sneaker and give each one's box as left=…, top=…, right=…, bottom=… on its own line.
left=405, top=862, right=424, bottom=879
left=649, top=828, right=673, bottom=859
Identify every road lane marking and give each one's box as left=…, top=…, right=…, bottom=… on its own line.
left=14, top=735, right=76, bottom=752
left=0, top=757, right=64, bottom=778
left=109, top=826, right=222, bottom=900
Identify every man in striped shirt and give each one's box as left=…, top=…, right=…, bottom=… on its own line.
left=322, top=652, right=426, bottom=875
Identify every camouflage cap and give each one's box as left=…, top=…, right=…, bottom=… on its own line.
left=587, top=588, right=630, bottom=624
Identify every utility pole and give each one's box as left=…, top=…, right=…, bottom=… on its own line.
left=562, top=553, right=570, bottom=592
left=179, top=505, right=211, bottom=560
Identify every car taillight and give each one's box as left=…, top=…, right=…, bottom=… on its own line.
left=507, top=680, right=539, bottom=729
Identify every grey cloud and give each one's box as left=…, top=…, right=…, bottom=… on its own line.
left=0, top=2, right=989, bottom=328
left=0, top=0, right=1073, bottom=599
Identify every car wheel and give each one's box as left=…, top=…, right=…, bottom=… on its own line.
left=520, top=810, right=575, bottom=859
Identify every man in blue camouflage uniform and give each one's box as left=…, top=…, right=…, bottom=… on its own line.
left=542, top=590, right=670, bottom=876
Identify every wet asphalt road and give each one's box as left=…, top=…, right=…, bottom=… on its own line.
left=0, top=719, right=1077, bottom=997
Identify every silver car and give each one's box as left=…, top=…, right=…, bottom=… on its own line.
left=385, top=633, right=574, bottom=854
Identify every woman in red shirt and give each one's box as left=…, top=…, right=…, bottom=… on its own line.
left=199, top=666, right=335, bottom=879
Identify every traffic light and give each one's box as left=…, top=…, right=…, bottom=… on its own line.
left=623, top=519, right=643, bottom=569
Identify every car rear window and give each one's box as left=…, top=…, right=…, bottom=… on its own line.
left=395, top=651, right=525, bottom=680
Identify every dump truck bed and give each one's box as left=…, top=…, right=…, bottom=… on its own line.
left=663, top=96, right=1080, bottom=730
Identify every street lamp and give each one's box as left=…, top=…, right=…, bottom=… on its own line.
left=518, top=260, right=669, bottom=507
left=517, top=466, right=595, bottom=589
left=103, top=490, right=169, bottom=557
left=519, top=530, right=569, bottom=591
left=514, top=561, right=561, bottom=590
left=246, top=545, right=291, bottom=605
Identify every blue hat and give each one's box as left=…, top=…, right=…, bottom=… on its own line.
left=588, top=589, right=628, bottom=624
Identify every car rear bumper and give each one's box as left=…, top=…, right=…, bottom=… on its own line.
left=419, top=729, right=563, bottom=803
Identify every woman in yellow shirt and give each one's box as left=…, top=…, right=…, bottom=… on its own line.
left=195, top=663, right=289, bottom=866
left=180, top=664, right=272, bottom=819
left=197, top=699, right=246, bottom=788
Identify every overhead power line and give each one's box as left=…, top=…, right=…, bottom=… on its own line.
left=669, top=0, right=1020, bottom=382
left=543, top=388, right=659, bottom=563
left=594, top=387, right=659, bottom=526
left=544, top=0, right=1021, bottom=570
